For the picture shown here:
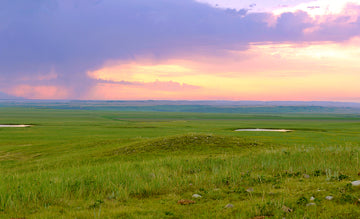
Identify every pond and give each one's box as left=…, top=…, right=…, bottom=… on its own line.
left=235, top=128, right=292, bottom=132
left=0, top=125, right=31, bottom=127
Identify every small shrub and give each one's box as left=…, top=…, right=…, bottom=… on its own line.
left=339, top=194, right=357, bottom=204
left=282, top=150, right=290, bottom=156
left=222, top=176, right=231, bottom=185
left=257, top=201, right=277, bottom=216
left=313, top=170, right=321, bottom=176
left=165, top=211, right=175, bottom=216
left=199, top=188, right=207, bottom=194
left=89, top=199, right=103, bottom=209
left=296, top=196, right=308, bottom=206
left=338, top=174, right=349, bottom=181
left=340, top=183, right=354, bottom=193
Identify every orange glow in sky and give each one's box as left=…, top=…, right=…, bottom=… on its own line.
left=84, top=38, right=360, bottom=101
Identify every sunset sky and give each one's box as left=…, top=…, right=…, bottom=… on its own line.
left=1, top=0, right=360, bottom=101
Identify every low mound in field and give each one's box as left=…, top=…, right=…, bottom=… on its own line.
left=112, top=133, right=262, bottom=155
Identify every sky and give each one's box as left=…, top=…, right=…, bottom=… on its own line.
left=1, top=0, right=360, bottom=101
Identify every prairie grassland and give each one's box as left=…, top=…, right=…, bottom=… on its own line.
left=1, top=108, right=360, bottom=218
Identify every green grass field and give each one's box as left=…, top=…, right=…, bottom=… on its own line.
left=1, top=107, right=360, bottom=218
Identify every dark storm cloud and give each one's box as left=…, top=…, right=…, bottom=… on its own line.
left=0, top=0, right=359, bottom=98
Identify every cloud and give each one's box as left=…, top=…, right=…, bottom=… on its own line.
left=96, top=79, right=201, bottom=91
left=9, top=85, right=68, bottom=99
left=0, top=0, right=360, bottom=99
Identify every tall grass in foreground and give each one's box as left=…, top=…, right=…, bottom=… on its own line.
left=1, top=142, right=360, bottom=218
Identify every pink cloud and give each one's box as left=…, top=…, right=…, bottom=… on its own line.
left=9, top=85, right=68, bottom=99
